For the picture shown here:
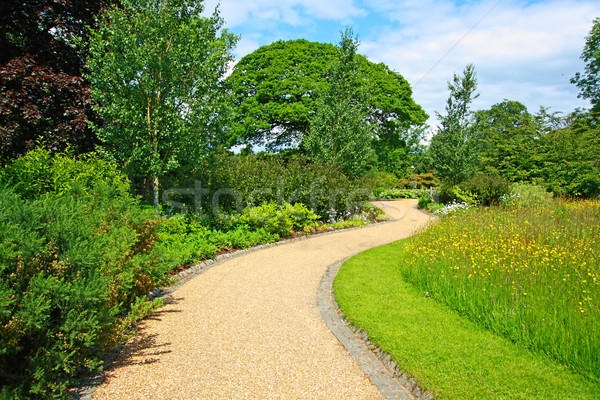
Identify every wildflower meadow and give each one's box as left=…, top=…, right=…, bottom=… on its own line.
left=398, top=198, right=600, bottom=382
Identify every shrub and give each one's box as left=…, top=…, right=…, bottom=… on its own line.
left=503, top=182, right=552, bottom=207
left=438, top=184, right=479, bottom=205
left=169, top=154, right=364, bottom=217
left=378, top=188, right=432, bottom=200
left=458, top=174, right=510, bottom=206
left=418, top=194, right=432, bottom=209
left=0, top=150, right=166, bottom=398
left=237, top=201, right=320, bottom=238
left=395, top=170, right=439, bottom=189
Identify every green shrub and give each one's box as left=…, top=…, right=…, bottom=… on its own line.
left=237, top=201, right=320, bottom=238
left=0, top=150, right=166, bottom=399
left=0, top=147, right=129, bottom=199
left=378, top=188, right=431, bottom=200
left=458, top=174, right=510, bottom=206
left=418, top=194, right=433, bottom=209
left=439, top=184, right=479, bottom=206
left=171, top=154, right=363, bottom=217
left=395, top=170, right=439, bottom=189
left=504, top=182, right=552, bottom=207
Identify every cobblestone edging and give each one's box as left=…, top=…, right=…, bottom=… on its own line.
left=319, top=259, right=435, bottom=400
left=72, top=222, right=390, bottom=399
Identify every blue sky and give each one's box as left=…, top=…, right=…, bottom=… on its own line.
left=203, top=0, right=600, bottom=129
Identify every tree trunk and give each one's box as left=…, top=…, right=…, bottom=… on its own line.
left=152, top=175, right=160, bottom=214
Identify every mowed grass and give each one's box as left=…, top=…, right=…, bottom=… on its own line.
left=333, top=199, right=600, bottom=399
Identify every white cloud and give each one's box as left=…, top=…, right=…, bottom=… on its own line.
left=359, top=0, right=600, bottom=127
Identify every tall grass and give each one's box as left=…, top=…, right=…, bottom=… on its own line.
left=398, top=199, right=600, bottom=382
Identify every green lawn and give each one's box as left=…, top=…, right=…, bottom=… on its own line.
left=334, top=202, right=600, bottom=399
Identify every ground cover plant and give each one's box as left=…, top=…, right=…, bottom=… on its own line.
left=335, top=198, right=600, bottom=398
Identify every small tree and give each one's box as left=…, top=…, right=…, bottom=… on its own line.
left=571, top=17, right=600, bottom=117
left=303, top=28, right=375, bottom=176
left=429, top=64, right=480, bottom=185
left=87, top=0, right=237, bottom=212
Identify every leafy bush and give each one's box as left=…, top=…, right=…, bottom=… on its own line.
left=438, top=183, right=479, bottom=205
left=395, top=170, right=439, bottom=189
left=377, top=188, right=432, bottom=200
left=170, top=154, right=365, bottom=217
left=458, top=174, right=510, bottom=206
left=503, top=182, right=552, bottom=207
left=0, top=150, right=166, bottom=398
left=418, top=194, right=433, bottom=209
left=237, top=201, right=320, bottom=238
left=0, top=147, right=129, bottom=199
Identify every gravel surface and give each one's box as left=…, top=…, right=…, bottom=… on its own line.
left=92, top=200, right=432, bottom=399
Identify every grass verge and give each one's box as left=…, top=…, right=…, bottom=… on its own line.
left=334, top=242, right=600, bottom=399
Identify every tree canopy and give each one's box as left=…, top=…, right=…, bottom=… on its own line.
left=429, top=64, right=480, bottom=184
left=303, top=29, right=375, bottom=176
left=0, top=0, right=115, bottom=162
left=87, top=0, right=237, bottom=211
left=571, top=17, right=600, bottom=117
left=225, top=39, right=428, bottom=150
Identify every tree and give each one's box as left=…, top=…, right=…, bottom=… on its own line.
left=475, top=100, right=538, bottom=181
left=571, top=17, right=600, bottom=117
left=0, top=0, right=115, bottom=162
left=225, top=39, right=427, bottom=151
left=87, top=0, right=237, bottom=212
left=302, top=29, right=375, bottom=176
left=429, top=64, right=480, bottom=185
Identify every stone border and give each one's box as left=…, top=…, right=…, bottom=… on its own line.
left=319, top=259, right=435, bottom=400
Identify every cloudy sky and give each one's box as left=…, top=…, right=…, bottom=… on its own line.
left=203, top=0, right=599, bottom=128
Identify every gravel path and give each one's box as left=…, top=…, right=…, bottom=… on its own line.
left=92, top=199, right=432, bottom=399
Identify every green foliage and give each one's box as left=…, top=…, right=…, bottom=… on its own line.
left=417, top=194, right=433, bottom=209
left=87, top=0, right=238, bottom=211
left=194, top=154, right=362, bottom=217
left=225, top=39, right=427, bottom=151
left=571, top=17, right=600, bottom=116
left=0, top=147, right=129, bottom=199
left=303, top=29, right=376, bottom=176
left=429, top=64, right=481, bottom=185
left=395, top=170, right=439, bottom=189
left=504, top=182, right=552, bottom=207
left=398, top=199, right=600, bottom=383
left=438, top=183, right=479, bottom=205
left=536, top=111, right=600, bottom=197
left=0, top=151, right=166, bottom=398
left=476, top=100, right=538, bottom=181
left=237, top=202, right=319, bottom=238
left=376, top=188, right=432, bottom=200
left=458, top=174, right=510, bottom=206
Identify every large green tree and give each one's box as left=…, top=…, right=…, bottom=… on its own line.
left=429, top=64, right=480, bottom=184
left=225, top=39, right=427, bottom=151
left=476, top=100, right=538, bottom=181
left=303, top=29, right=375, bottom=176
left=571, top=17, right=600, bottom=117
left=87, top=0, right=237, bottom=212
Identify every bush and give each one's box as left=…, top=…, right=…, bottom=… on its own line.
left=377, top=188, right=432, bottom=200
left=167, top=154, right=366, bottom=217
left=0, top=149, right=167, bottom=399
left=503, top=182, right=552, bottom=207
left=458, top=174, right=510, bottom=206
left=438, top=184, right=479, bottom=206
left=395, top=170, right=439, bottom=189
left=418, top=194, right=433, bottom=209
left=237, top=201, right=320, bottom=238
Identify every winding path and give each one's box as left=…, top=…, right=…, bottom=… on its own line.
left=91, top=199, right=432, bottom=399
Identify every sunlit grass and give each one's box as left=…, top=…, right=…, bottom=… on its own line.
left=399, top=198, right=600, bottom=382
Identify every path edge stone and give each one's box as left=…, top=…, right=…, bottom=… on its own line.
left=318, top=259, right=435, bottom=400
